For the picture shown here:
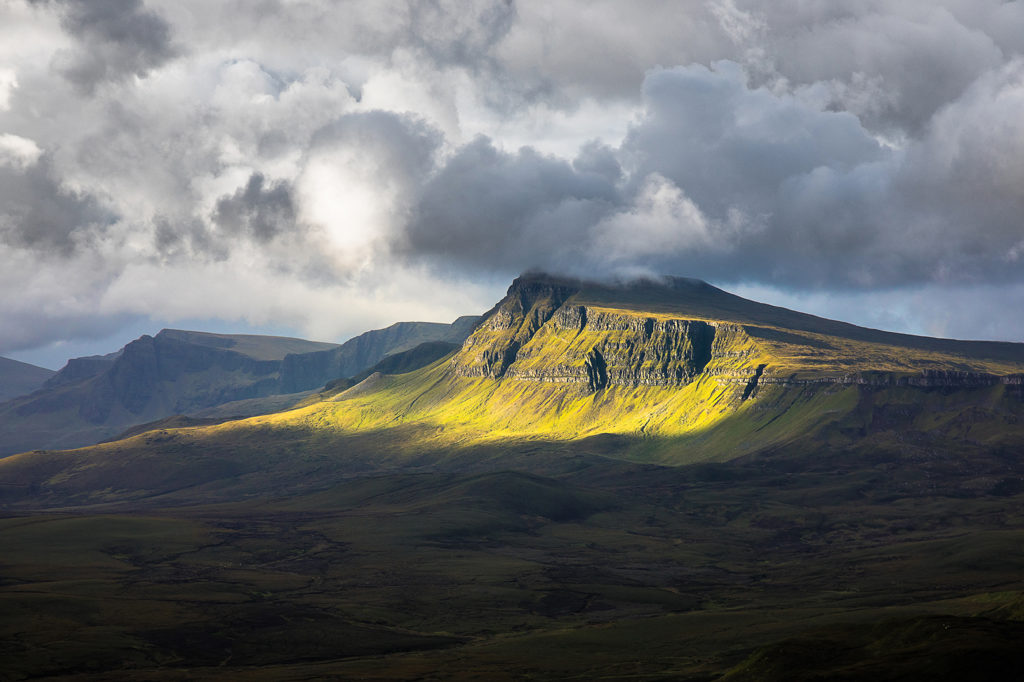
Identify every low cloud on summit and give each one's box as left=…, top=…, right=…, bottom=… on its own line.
left=2, top=0, right=1024, bottom=365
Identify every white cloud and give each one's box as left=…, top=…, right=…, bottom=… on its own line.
left=0, top=133, right=42, bottom=168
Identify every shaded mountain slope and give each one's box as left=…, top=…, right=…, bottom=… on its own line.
left=0, top=356, right=54, bottom=402
left=109, top=340, right=466, bottom=438
left=0, top=317, right=479, bottom=457
left=278, top=316, right=478, bottom=392
left=0, top=330, right=338, bottom=455
left=325, top=340, right=462, bottom=391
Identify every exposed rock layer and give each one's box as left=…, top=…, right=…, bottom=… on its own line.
left=452, top=276, right=759, bottom=391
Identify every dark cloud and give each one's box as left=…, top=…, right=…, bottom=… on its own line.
left=395, top=58, right=1024, bottom=290
left=0, top=156, right=110, bottom=255
left=308, top=110, right=442, bottom=184
left=758, top=0, right=1015, bottom=135
left=152, top=216, right=225, bottom=262
left=624, top=62, right=885, bottom=215
left=212, top=173, right=297, bottom=243
left=573, top=141, right=622, bottom=183
left=402, top=136, right=619, bottom=270
left=36, top=0, right=178, bottom=93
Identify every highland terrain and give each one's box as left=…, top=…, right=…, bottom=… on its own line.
left=2, top=274, right=1024, bottom=680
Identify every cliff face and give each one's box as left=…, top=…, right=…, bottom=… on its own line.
left=43, top=353, right=118, bottom=389
left=451, top=276, right=760, bottom=392
left=452, top=277, right=577, bottom=379
left=79, top=332, right=285, bottom=422
left=450, top=274, right=1024, bottom=399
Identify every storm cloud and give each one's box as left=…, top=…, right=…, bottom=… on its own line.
left=0, top=152, right=109, bottom=254
left=401, top=57, right=1024, bottom=289
left=34, top=0, right=178, bottom=93
left=212, top=173, right=297, bottom=243
left=2, top=0, right=1024, bottom=365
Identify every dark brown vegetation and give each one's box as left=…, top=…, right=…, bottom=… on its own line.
left=3, top=438, right=1024, bottom=680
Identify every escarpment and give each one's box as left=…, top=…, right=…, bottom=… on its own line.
left=450, top=274, right=1024, bottom=396
left=451, top=276, right=762, bottom=391
left=452, top=276, right=578, bottom=379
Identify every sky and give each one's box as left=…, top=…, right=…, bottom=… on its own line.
left=2, top=0, right=1024, bottom=369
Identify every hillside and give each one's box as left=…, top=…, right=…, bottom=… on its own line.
left=0, top=317, right=479, bottom=456
left=277, top=316, right=480, bottom=393
left=0, top=330, right=338, bottom=455
left=0, top=356, right=54, bottom=402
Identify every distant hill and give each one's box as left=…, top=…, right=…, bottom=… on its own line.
left=117, top=340, right=465, bottom=434
left=0, top=317, right=478, bottom=456
left=278, top=317, right=479, bottom=393
left=0, top=357, right=55, bottom=402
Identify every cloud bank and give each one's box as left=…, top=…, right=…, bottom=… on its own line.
left=1, top=0, right=1023, bottom=364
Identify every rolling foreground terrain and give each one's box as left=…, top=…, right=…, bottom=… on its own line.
left=3, top=274, right=1024, bottom=680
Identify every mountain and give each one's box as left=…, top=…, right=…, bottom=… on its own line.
left=4, top=271, right=1024, bottom=502
left=0, top=317, right=480, bottom=456
left=3, top=274, right=1024, bottom=679
left=0, top=356, right=54, bottom=402
left=277, top=316, right=480, bottom=393
left=0, top=329, right=338, bottom=455
left=214, top=272, right=1024, bottom=467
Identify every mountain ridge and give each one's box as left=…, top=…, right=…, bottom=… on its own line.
left=0, top=356, right=55, bottom=402
left=0, top=316, right=479, bottom=456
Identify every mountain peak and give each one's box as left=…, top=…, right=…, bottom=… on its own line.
left=509, top=271, right=715, bottom=296
left=508, top=271, right=584, bottom=293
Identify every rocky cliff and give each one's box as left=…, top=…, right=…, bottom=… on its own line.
left=451, top=275, right=762, bottom=393
left=450, top=274, right=1024, bottom=399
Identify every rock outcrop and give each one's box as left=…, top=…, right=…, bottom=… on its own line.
left=451, top=275, right=760, bottom=392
